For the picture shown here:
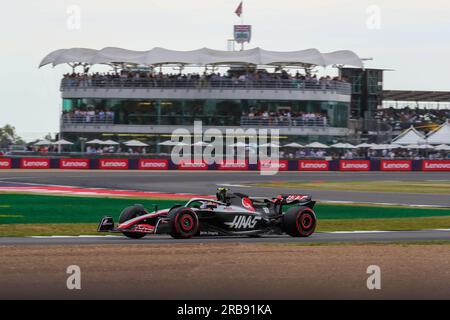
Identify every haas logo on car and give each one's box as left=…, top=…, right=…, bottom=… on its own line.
left=286, top=195, right=308, bottom=203
left=225, top=215, right=262, bottom=229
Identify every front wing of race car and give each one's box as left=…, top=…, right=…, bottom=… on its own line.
left=97, top=216, right=172, bottom=235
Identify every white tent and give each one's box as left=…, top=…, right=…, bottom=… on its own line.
left=86, top=139, right=104, bottom=144
left=158, top=140, right=189, bottom=146
left=331, top=143, right=356, bottom=149
left=40, top=47, right=364, bottom=68
left=52, top=139, right=73, bottom=145
left=370, top=144, right=400, bottom=150
left=426, top=121, right=450, bottom=145
left=403, top=144, right=434, bottom=149
left=124, top=140, right=149, bottom=147
left=305, top=142, right=329, bottom=149
left=34, top=139, right=51, bottom=146
left=259, top=143, right=280, bottom=148
left=101, top=140, right=119, bottom=145
left=435, top=144, right=450, bottom=151
left=228, top=142, right=248, bottom=148
left=191, top=141, right=209, bottom=147
left=391, top=126, right=426, bottom=145
left=356, top=143, right=375, bottom=148
left=283, top=142, right=304, bottom=148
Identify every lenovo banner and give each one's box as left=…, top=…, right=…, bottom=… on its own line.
left=20, top=158, right=50, bottom=169
left=178, top=161, right=208, bottom=170
left=99, top=159, right=129, bottom=170
left=60, top=158, right=90, bottom=169
left=340, top=160, right=370, bottom=171
left=422, top=160, right=450, bottom=171
left=138, top=159, right=169, bottom=170
left=298, top=160, right=329, bottom=171
left=217, top=160, right=248, bottom=170
left=0, top=158, right=11, bottom=169
left=258, top=160, right=288, bottom=171
left=380, top=160, right=412, bottom=171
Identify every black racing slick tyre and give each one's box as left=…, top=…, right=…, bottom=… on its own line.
left=283, top=206, right=317, bottom=237
left=119, top=205, right=147, bottom=239
left=167, top=207, right=199, bottom=239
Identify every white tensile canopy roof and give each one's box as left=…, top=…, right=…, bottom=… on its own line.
left=52, top=139, right=73, bottom=145
left=124, top=140, right=149, bottom=147
left=426, top=121, right=450, bottom=145
left=39, top=47, right=364, bottom=68
left=283, top=142, right=304, bottom=148
left=391, top=126, right=427, bottom=145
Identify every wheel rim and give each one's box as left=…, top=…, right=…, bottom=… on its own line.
left=180, top=213, right=194, bottom=232
left=301, top=213, right=313, bottom=229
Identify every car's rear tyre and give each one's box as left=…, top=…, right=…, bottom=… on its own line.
left=168, top=207, right=199, bottom=239
left=283, top=206, right=316, bottom=237
left=119, top=205, right=147, bottom=239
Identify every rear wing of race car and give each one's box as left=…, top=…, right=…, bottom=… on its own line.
left=276, top=194, right=315, bottom=208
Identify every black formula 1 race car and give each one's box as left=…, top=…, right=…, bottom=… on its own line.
left=98, top=188, right=317, bottom=239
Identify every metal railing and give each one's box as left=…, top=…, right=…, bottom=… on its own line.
left=240, top=116, right=328, bottom=127
left=61, top=114, right=329, bottom=127
left=60, top=78, right=352, bottom=94
left=61, top=114, right=114, bottom=124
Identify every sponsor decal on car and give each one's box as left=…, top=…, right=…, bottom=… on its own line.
left=422, top=160, right=450, bottom=171
left=285, top=195, right=309, bottom=203
left=0, top=158, right=12, bottom=169
left=178, top=160, right=208, bottom=170
left=339, top=160, right=370, bottom=171
left=258, top=159, right=288, bottom=171
left=99, top=159, right=129, bottom=170
left=138, top=159, right=169, bottom=170
left=20, top=158, right=50, bottom=169
left=225, top=215, right=262, bottom=229
left=60, top=158, right=90, bottom=169
left=380, top=160, right=412, bottom=171
left=298, top=160, right=329, bottom=171
left=217, top=160, right=248, bottom=170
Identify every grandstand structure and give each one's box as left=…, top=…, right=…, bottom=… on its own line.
left=39, top=47, right=374, bottom=151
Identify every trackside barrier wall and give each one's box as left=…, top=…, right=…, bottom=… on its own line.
left=1, top=158, right=450, bottom=171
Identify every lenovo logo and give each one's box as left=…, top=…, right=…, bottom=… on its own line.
left=423, top=160, right=450, bottom=171
left=340, top=161, right=370, bottom=171
left=60, top=159, right=89, bottom=169
left=298, top=160, right=329, bottom=171
left=21, top=158, right=50, bottom=169
left=381, top=160, right=411, bottom=171
left=139, top=159, right=169, bottom=170
left=99, top=159, right=129, bottom=169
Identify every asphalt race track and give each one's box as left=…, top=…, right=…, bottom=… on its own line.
left=0, top=170, right=449, bottom=244
left=1, top=229, right=450, bottom=245
left=1, top=170, right=450, bottom=206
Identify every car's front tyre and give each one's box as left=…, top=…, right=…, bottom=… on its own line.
left=119, top=205, right=147, bottom=239
left=168, top=207, right=199, bottom=239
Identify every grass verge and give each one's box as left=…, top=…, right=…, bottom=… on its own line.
left=254, top=180, right=450, bottom=194
left=1, top=216, right=450, bottom=237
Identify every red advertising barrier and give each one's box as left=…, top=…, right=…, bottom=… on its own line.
left=380, top=160, right=412, bottom=171
left=20, top=158, right=50, bottom=169
left=0, top=158, right=11, bottom=169
left=178, top=160, right=208, bottom=170
left=298, top=160, right=329, bottom=171
left=138, top=159, right=169, bottom=170
left=422, top=160, right=450, bottom=171
left=60, top=158, right=90, bottom=169
left=258, top=159, right=288, bottom=171
left=99, top=159, right=129, bottom=170
left=340, top=160, right=370, bottom=171
left=217, top=160, right=248, bottom=170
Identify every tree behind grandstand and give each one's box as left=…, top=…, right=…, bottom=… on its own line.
left=0, top=125, right=25, bottom=148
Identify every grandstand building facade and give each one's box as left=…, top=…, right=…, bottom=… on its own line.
left=40, top=47, right=386, bottom=150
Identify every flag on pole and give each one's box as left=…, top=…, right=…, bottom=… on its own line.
left=235, top=2, right=243, bottom=17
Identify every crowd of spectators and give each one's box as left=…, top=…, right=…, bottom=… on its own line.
left=62, top=108, right=115, bottom=123
left=377, top=107, right=450, bottom=131
left=241, top=110, right=328, bottom=127
left=61, top=69, right=350, bottom=91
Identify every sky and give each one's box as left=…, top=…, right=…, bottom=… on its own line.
left=1, top=0, right=449, bottom=140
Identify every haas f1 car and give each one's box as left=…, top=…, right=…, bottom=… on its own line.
left=98, top=188, right=317, bottom=239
